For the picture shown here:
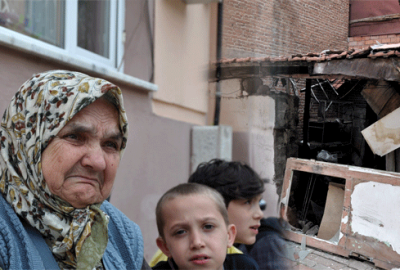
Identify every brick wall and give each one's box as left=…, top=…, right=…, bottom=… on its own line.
left=348, top=34, right=400, bottom=50
left=222, top=0, right=350, bottom=59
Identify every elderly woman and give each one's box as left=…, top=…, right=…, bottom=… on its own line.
left=0, top=70, right=145, bottom=269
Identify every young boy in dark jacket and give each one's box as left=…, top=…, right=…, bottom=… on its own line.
left=189, top=159, right=289, bottom=270
left=153, top=183, right=258, bottom=270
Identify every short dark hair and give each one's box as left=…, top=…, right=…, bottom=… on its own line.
left=188, top=159, right=265, bottom=207
left=156, top=183, right=228, bottom=239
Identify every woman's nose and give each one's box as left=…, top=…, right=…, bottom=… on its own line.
left=189, top=231, right=205, bottom=249
left=81, top=144, right=106, bottom=171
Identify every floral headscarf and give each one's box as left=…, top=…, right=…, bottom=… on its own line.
left=0, top=70, right=128, bottom=269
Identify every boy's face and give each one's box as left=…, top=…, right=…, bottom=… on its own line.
left=227, top=194, right=264, bottom=245
left=156, top=194, right=236, bottom=270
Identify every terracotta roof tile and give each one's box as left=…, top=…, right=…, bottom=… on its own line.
left=384, top=50, right=396, bottom=58
left=236, top=57, right=251, bottom=63
left=289, top=56, right=306, bottom=61
left=347, top=48, right=370, bottom=59
left=306, top=56, right=321, bottom=62
left=368, top=51, right=385, bottom=59
left=270, top=56, right=288, bottom=62
left=326, top=54, right=340, bottom=60
left=216, top=42, right=400, bottom=65
left=220, top=58, right=236, bottom=64
left=251, top=56, right=270, bottom=62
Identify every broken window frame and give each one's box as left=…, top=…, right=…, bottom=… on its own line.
left=280, top=157, right=400, bottom=270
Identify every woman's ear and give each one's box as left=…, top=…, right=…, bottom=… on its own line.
left=156, top=237, right=172, bottom=258
left=226, top=224, right=237, bottom=248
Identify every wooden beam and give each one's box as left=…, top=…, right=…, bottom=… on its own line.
left=313, top=58, right=400, bottom=82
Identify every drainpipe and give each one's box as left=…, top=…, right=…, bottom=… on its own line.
left=213, top=1, right=223, bottom=125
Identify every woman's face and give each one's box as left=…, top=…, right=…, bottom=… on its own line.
left=41, top=98, right=123, bottom=208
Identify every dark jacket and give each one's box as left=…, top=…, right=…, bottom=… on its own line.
left=236, top=217, right=290, bottom=270
left=152, top=253, right=259, bottom=270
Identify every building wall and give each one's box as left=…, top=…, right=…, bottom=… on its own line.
left=123, top=0, right=155, bottom=82
left=349, top=34, right=400, bottom=50
left=152, top=1, right=216, bottom=125
left=222, top=0, right=349, bottom=58
left=349, top=0, right=400, bottom=37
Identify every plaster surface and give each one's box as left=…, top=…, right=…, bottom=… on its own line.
left=351, top=181, right=400, bottom=253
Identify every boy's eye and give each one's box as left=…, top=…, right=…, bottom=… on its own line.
left=259, top=199, right=266, bottom=211
left=203, top=224, right=214, bottom=230
left=174, top=229, right=186, bottom=236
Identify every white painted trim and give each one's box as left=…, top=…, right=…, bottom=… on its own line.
left=116, top=0, right=125, bottom=71
left=0, top=28, right=158, bottom=92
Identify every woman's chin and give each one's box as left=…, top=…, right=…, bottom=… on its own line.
left=62, top=189, right=104, bottom=208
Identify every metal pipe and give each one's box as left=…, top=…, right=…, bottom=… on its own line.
left=213, top=1, right=224, bottom=125
left=303, top=79, right=312, bottom=146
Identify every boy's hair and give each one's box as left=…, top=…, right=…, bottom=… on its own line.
left=188, top=159, right=265, bottom=207
left=156, top=183, right=229, bottom=238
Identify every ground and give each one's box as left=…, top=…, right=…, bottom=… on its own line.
left=283, top=240, right=383, bottom=270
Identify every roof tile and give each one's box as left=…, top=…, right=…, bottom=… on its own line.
left=216, top=42, right=400, bottom=65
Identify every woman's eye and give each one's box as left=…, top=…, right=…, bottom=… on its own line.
left=104, top=141, right=119, bottom=150
left=63, top=133, right=80, bottom=141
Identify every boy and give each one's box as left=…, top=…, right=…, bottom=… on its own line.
left=150, top=159, right=265, bottom=267
left=188, top=159, right=265, bottom=245
left=153, top=183, right=258, bottom=270
left=191, top=159, right=289, bottom=270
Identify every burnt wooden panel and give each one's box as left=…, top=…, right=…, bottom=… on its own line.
left=361, top=80, right=400, bottom=118
left=280, top=158, right=400, bottom=269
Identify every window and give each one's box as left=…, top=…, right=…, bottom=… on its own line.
left=0, top=0, right=124, bottom=70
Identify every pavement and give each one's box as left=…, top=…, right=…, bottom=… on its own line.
left=282, top=240, right=383, bottom=270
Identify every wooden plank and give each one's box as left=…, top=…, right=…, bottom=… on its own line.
left=361, top=107, right=400, bottom=156
left=317, top=183, right=345, bottom=241
left=284, top=231, right=349, bottom=257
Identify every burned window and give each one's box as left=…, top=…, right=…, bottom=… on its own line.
left=287, top=170, right=345, bottom=244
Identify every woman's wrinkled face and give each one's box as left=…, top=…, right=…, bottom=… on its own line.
left=41, top=98, right=123, bottom=208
